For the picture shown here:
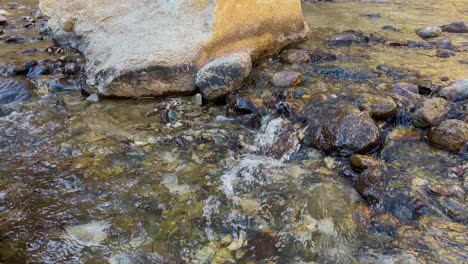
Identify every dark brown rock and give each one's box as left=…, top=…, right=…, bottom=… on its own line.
left=304, top=103, right=381, bottom=154
left=359, top=94, right=397, bottom=119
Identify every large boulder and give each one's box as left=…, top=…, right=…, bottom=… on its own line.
left=39, top=0, right=310, bottom=97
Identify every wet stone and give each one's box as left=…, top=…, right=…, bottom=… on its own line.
left=86, top=94, right=100, bottom=103
left=441, top=21, right=468, bottom=33
left=4, top=37, right=27, bottom=44
left=428, top=119, right=468, bottom=152
left=350, top=154, right=379, bottom=171
left=438, top=80, right=468, bottom=102
left=358, top=94, right=397, bottom=119
left=226, top=97, right=262, bottom=129
left=361, top=13, right=381, bottom=19
left=279, top=49, right=310, bottom=64
left=195, top=53, right=252, bottom=101
left=411, top=98, right=449, bottom=128
left=0, top=78, right=32, bottom=104
left=14, top=60, right=38, bottom=76
left=391, top=82, right=422, bottom=109
left=271, top=71, right=303, bottom=87
left=64, top=62, right=80, bottom=75
left=304, top=103, right=381, bottom=155
left=437, top=49, right=455, bottom=58
left=416, top=26, right=442, bottom=39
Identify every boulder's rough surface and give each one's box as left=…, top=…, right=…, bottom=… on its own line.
left=39, top=0, right=310, bottom=97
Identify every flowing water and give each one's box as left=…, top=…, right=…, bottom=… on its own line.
left=0, top=0, right=467, bottom=263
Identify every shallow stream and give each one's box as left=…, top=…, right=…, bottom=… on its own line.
left=0, top=0, right=467, bottom=263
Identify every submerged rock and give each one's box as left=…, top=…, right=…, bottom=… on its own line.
left=279, top=49, right=310, bottom=64
left=416, top=26, right=442, bottom=39
left=304, top=103, right=381, bottom=155
left=358, top=94, right=397, bottom=119
left=195, top=53, right=252, bottom=101
left=350, top=154, right=379, bottom=171
left=441, top=21, right=468, bottom=33
left=428, top=119, right=468, bottom=152
left=39, top=0, right=309, bottom=97
left=0, top=78, right=32, bottom=104
left=436, top=49, right=455, bottom=58
left=271, top=71, right=304, bottom=87
left=327, top=30, right=368, bottom=47
left=411, top=98, right=449, bottom=128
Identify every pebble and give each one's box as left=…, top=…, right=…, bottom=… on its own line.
left=271, top=71, right=303, bottom=87
left=192, top=93, right=203, bottom=106
left=416, top=26, right=442, bottom=38
left=382, top=25, right=399, bottom=32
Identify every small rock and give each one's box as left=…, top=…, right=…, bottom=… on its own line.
left=8, top=3, right=18, bottom=9
left=310, top=48, right=337, bottom=62
left=195, top=53, right=252, bottom=101
left=0, top=15, right=7, bottom=26
left=391, top=83, right=422, bottom=109
left=441, top=21, right=468, bottom=33
left=359, top=94, right=397, bottom=119
left=437, top=49, right=455, bottom=58
left=328, top=30, right=368, bottom=47
left=416, top=26, right=442, bottom=39
left=64, top=62, right=79, bottom=75
left=428, top=119, right=468, bottom=152
left=0, top=78, right=32, bottom=104
left=438, top=80, right=468, bottom=101
left=382, top=25, right=400, bottom=32
left=26, top=64, right=51, bottom=79
left=279, top=49, right=310, bottom=64
left=14, top=60, right=38, bottom=76
left=387, top=127, right=421, bottom=143
left=412, top=98, right=449, bottom=128
left=0, top=10, right=11, bottom=16
left=271, top=71, right=303, bottom=87
left=226, top=97, right=262, bottom=128
left=4, top=37, right=27, bottom=44
left=192, top=93, right=203, bottom=106
left=350, top=154, right=379, bottom=171
left=86, top=94, right=100, bottom=103
left=361, top=13, right=381, bottom=19
left=19, top=48, right=39, bottom=54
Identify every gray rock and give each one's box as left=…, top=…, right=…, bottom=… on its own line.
left=438, top=80, right=468, bottom=101
left=271, top=71, right=303, bottom=87
left=411, top=98, right=448, bottom=128
left=0, top=78, right=32, bottom=104
left=192, top=93, right=203, bottom=106
left=195, top=53, right=252, bottom=101
left=441, top=21, right=468, bottom=33
left=86, top=94, right=100, bottom=103
left=416, top=26, right=442, bottom=39
left=437, top=49, right=455, bottom=58
left=429, top=119, right=468, bottom=152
